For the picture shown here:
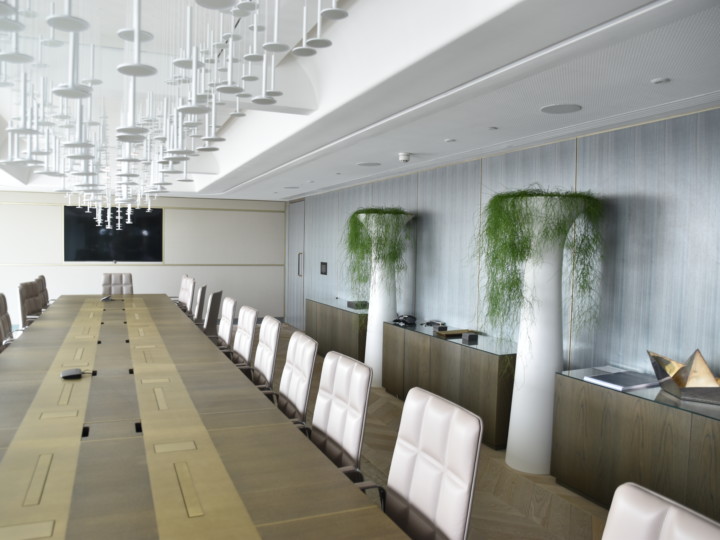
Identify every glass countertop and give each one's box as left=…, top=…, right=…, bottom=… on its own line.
left=385, top=321, right=516, bottom=357
left=307, top=297, right=368, bottom=315
left=560, top=366, right=720, bottom=422
left=308, top=297, right=516, bottom=356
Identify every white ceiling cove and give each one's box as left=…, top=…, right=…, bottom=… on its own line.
left=1, top=0, right=719, bottom=201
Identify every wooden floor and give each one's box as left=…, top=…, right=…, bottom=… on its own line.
left=271, top=323, right=609, bottom=540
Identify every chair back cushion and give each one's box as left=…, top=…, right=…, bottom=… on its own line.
left=0, top=293, right=12, bottom=342
left=232, top=306, right=258, bottom=365
left=202, top=291, right=222, bottom=336
left=178, top=275, right=195, bottom=312
left=217, top=296, right=237, bottom=346
left=19, top=281, right=42, bottom=326
left=311, top=351, right=372, bottom=469
left=37, top=275, right=49, bottom=308
left=386, top=387, right=483, bottom=540
left=192, top=285, right=206, bottom=321
left=602, top=482, right=720, bottom=539
left=252, top=315, right=280, bottom=387
left=277, top=331, right=318, bottom=422
left=102, top=273, right=133, bottom=295
left=177, top=274, right=189, bottom=305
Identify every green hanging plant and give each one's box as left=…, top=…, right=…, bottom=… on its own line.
left=344, top=207, right=412, bottom=297
left=477, top=188, right=603, bottom=332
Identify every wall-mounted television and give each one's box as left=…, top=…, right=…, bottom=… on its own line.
left=64, top=206, right=163, bottom=262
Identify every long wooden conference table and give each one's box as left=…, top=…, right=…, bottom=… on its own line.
left=0, top=295, right=406, bottom=539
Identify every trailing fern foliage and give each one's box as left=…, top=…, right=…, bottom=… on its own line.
left=478, top=188, right=603, bottom=333
left=345, top=207, right=412, bottom=297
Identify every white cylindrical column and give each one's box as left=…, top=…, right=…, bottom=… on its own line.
left=503, top=196, right=584, bottom=475
left=365, top=261, right=397, bottom=388
left=358, top=212, right=412, bottom=388
left=504, top=239, right=564, bottom=474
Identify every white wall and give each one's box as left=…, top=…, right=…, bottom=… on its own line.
left=0, top=192, right=286, bottom=325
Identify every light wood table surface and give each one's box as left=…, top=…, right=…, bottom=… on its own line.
left=0, top=295, right=406, bottom=539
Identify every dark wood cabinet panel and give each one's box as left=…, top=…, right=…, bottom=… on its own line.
left=336, top=308, right=365, bottom=360
left=686, top=415, right=720, bottom=521
left=304, top=300, right=367, bottom=361
left=382, top=323, right=405, bottom=398
left=553, top=374, right=719, bottom=522
left=462, top=348, right=514, bottom=449
left=404, top=329, right=431, bottom=393
left=430, top=338, right=461, bottom=404
left=315, top=301, right=336, bottom=356
left=305, top=300, right=317, bottom=341
left=384, top=323, right=515, bottom=449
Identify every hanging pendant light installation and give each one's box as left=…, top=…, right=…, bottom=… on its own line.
left=1, top=0, right=353, bottom=228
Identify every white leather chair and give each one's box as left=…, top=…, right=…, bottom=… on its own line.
left=309, top=351, right=372, bottom=481
left=197, top=290, right=222, bottom=337
left=214, top=296, right=237, bottom=348
left=172, top=274, right=189, bottom=304
left=603, top=482, right=720, bottom=539
left=0, top=293, right=20, bottom=350
left=358, top=387, right=483, bottom=540
left=174, top=275, right=195, bottom=314
left=18, top=281, right=42, bottom=327
left=189, top=284, right=206, bottom=323
left=102, top=273, right=133, bottom=295
left=266, top=331, right=318, bottom=424
left=243, top=315, right=280, bottom=390
left=226, top=305, right=258, bottom=367
left=36, top=275, right=50, bottom=309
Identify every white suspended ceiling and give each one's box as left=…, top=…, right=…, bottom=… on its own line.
left=1, top=0, right=719, bottom=201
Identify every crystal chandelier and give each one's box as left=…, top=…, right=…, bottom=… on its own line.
left=0, top=0, right=349, bottom=229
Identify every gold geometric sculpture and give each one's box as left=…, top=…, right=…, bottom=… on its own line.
left=648, top=349, right=720, bottom=405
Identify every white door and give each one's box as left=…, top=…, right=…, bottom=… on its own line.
left=285, top=200, right=305, bottom=330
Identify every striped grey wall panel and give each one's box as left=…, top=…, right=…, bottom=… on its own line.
left=335, top=184, right=373, bottom=300
left=304, top=192, right=339, bottom=301
left=371, top=173, right=419, bottom=212
left=576, top=109, right=720, bottom=375
left=415, top=161, right=482, bottom=328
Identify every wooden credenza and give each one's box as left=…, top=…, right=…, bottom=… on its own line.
left=552, top=369, right=720, bottom=522
left=305, top=298, right=368, bottom=360
left=382, top=323, right=515, bottom=449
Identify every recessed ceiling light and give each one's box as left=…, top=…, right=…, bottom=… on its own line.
left=488, top=126, right=499, bottom=131
left=651, top=77, right=671, bottom=84
left=444, top=138, right=456, bottom=143
left=357, top=162, right=381, bottom=167
left=284, top=186, right=299, bottom=189
left=540, top=104, right=582, bottom=114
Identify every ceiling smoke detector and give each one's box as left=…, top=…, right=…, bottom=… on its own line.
left=398, top=152, right=411, bottom=163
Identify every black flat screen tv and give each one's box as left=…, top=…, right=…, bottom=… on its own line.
left=64, top=206, right=163, bottom=262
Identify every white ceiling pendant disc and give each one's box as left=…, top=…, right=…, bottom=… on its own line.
left=0, top=18, right=24, bottom=32
left=46, top=14, right=89, bottom=32
left=263, top=42, right=289, bottom=53
left=321, top=7, right=348, bottom=20
left=292, top=46, right=316, bottom=57
left=53, top=83, right=92, bottom=99
left=117, top=63, right=158, bottom=77
left=195, top=0, right=236, bottom=9
left=117, top=28, right=154, bottom=42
